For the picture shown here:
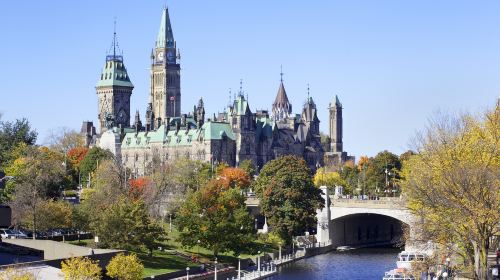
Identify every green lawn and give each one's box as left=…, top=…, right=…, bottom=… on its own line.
left=136, top=250, right=196, bottom=277
left=64, top=228, right=279, bottom=276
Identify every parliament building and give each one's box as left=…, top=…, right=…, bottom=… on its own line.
left=81, top=8, right=353, bottom=176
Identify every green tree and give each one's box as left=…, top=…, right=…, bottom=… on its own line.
left=363, top=151, right=401, bottom=195
left=176, top=178, right=255, bottom=257
left=106, top=253, right=144, bottom=280
left=79, top=147, right=114, bottom=186
left=94, top=197, right=166, bottom=255
left=8, top=147, right=66, bottom=235
left=238, top=159, right=256, bottom=178
left=339, top=161, right=359, bottom=195
left=253, top=155, right=324, bottom=243
left=0, top=118, right=37, bottom=170
left=20, top=200, right=72, bottom=233
left=61, top=257, right=101, bottom=280
left=402, top=105, right=500, bottom=280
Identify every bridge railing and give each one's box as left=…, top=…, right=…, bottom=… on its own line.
left=330, top=196, right=406, bottom=209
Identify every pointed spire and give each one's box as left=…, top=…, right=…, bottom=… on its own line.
left=335, top=95, right=342, bottom=107
left=272, top=68, right=292, bottom=122
left=156, top=7, right=175, bottom=49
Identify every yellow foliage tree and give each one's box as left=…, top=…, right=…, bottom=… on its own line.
left=402, top=104, right=499, bottom=280
left=0, top=267, right=35, bottom=280
left=313, top=167, right=348, bottom=193
left=61, top=257, right=101, bottom=280
left=106, top=253, right=144, bottom=280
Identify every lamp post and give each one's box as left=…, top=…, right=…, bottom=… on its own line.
left=255, top=218, right=258, bottom=230
left=214, top=258, right=218, bottom=280
left=278, top=241, right=282, bottom=262
left=169, top=213, right=172, bottom=233
left=257, top=251, right=261, bottom=277
left=186, top=267, right=190, bottom=280
left=238, top=256, right=241, bottom=280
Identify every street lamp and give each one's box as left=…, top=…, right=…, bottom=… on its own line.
left=257, top=251, right=261, bottom=277
left=214, top=258, right=218, bottom=280
left=237, top=255, right=241, bottom=280
left=186, top=267, right=190, bottom=280
left=169, top=213, right=172, bottom=233
left=278, top=241, right=282, bottom=262
left=254, top=218, right=258, bottom=230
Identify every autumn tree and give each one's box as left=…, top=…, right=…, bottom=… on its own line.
left=313, top=167, right=348, bottom=193
left=45, top=127, right=84, bottom=153
left=20, top=200, right=72, bottom=233
left=106, top=253, right=144, bottom=280
left=253, top=155, right=324, bottom=243
left=61, top=257, right=101, bottom=280
left=8, top=146, right=66, bottom=236
left=218, top=167, right=251, bottom=189
left=79, top=147, right=114, bottom=186
left=339, top=160, right=359, bottom=195
left=0, top=118, right=37, bottom=170
left=402, top=105, right=500, bottom=279
left=94, top=197, right=166, bottom=255
left=238, top=159, right=256, bottom=178
left=0, top=267, right=35, bottom=280
left=176, top=177, right=255, bottom=257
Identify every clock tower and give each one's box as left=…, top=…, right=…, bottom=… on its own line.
left=150, top=7, right=181, bottom=128
left=96, top=26, right=134, bottom=133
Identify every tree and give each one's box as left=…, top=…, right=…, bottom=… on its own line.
left=106, top=253, right=144, bottom=280
left=0, top=118, right=37, bottom=170
left=238, top=159, right=256, bottom=178
left=339, top=161, right=359, bottom=195
left=79, top=147, right=114, bottom=186
left=218, top=167, right=251, bottom=189
left=314, top=167, right=346, bottom=187
left=94, top=197, right=166, bottom=255
left=45, top=127, right=84, bottom=153
left=402, top=105, right=500, bottom=280
left=61, top=257, right=101, bottom=280
left=176, top=178, right=255, bottom=257
left=20, top=200, right=72, bottom=233
left=0, top=267, right=35, bottom=280
left=253, top=155, right=324, bottom=243
left=362, top=151, right=401, bottom=195
left=8, top=147, right=66, bottom=235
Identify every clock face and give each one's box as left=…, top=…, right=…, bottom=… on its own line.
left=166, top=51, right=174, bottom=61
left=157, top=51, right=164, bottom=61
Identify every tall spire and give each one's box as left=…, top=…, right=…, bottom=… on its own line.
left=272, top=67, right=292, bottom=122
left=156, top=7, right=175, bottom=49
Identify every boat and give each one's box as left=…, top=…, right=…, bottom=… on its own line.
left=396, top=251, right=426, bottom=269
left=336, top=246, right=354, bottom=252
left=382, top=268, right=415, bottom=280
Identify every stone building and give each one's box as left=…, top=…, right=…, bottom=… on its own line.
left=85, top=7, right=353, bottom=176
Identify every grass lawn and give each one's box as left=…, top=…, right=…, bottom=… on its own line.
left=135, top=250, right=197, bottom=277
left=64, top=228, right=279, bottom=276
left=163, top=228, right=279, bottom=266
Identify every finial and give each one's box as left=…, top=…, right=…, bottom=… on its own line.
left=280, top=65, right=284, bottom=82
left=229, top=88, right=232, bottom=106
left=113, top=18, right=117, bottom=58
left=307, top=83, right=310, bottom=100
left=239, top=79, right=243, bottom=96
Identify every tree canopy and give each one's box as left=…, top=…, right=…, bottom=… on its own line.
left=253, top=155, right=324, bottom=243
left=176, top=174, right=255, bottom=257
left=0, top=118, right=37, bottom=170
left=402, top=104, right=500, bottom=279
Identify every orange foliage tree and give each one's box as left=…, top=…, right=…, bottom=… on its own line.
left=128, top=177, right=151, bottom=199
left=218, top=167, right=251, bottom=190
left=67, top=147, right=89, bottom=170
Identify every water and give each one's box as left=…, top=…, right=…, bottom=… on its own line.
left=268, top=248, right=400, bottom=280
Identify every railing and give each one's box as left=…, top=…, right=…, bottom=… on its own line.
left=330, top=197, right=406, bottom=209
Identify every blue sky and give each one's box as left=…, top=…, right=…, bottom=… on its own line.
left=0, top=1, right=498, bottom=159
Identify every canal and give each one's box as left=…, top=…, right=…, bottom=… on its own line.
left=268, top=247, right=400, bottom=280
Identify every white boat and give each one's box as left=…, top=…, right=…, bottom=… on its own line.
left=336, top=246, right=354, bottom=252
left=382, top=268, right=415, bottom=280
left=396, top=251, right=426, bottom=269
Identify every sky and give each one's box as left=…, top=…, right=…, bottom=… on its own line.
left=0, top=1, right=498, bottom=159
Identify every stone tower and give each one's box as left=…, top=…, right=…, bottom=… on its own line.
left=195, top=98, right=205, bottom=127
left=96, top=27, right=134, bottom=133
left=329, top=95, right=343, bottom=153
left=230, top=88, right=256, bottom=165
left=150, top=7, right=181, bottom=128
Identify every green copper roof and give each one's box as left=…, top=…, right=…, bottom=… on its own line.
left=121, top=122, right=235, bottom=149
left=202, top=122, right=235, bottom=140
left=232, top=95, right=251, bottom=116
left=96, top=59, right=134, bottom=88
left=156, top=8, right=175, bottom=49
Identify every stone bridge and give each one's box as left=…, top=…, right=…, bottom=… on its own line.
left=316, top=186, right=415, bottom=248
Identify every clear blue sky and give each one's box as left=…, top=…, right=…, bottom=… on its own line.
left=1, top=1, right=498, bottom=159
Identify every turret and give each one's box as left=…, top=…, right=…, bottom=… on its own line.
left=329, top=95, right=343, bottom=153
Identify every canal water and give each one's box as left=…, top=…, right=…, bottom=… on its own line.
left=268, top=247, right=400, bottom=280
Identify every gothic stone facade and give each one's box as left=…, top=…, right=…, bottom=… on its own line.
left=89, top=7, right=352, bottom=175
